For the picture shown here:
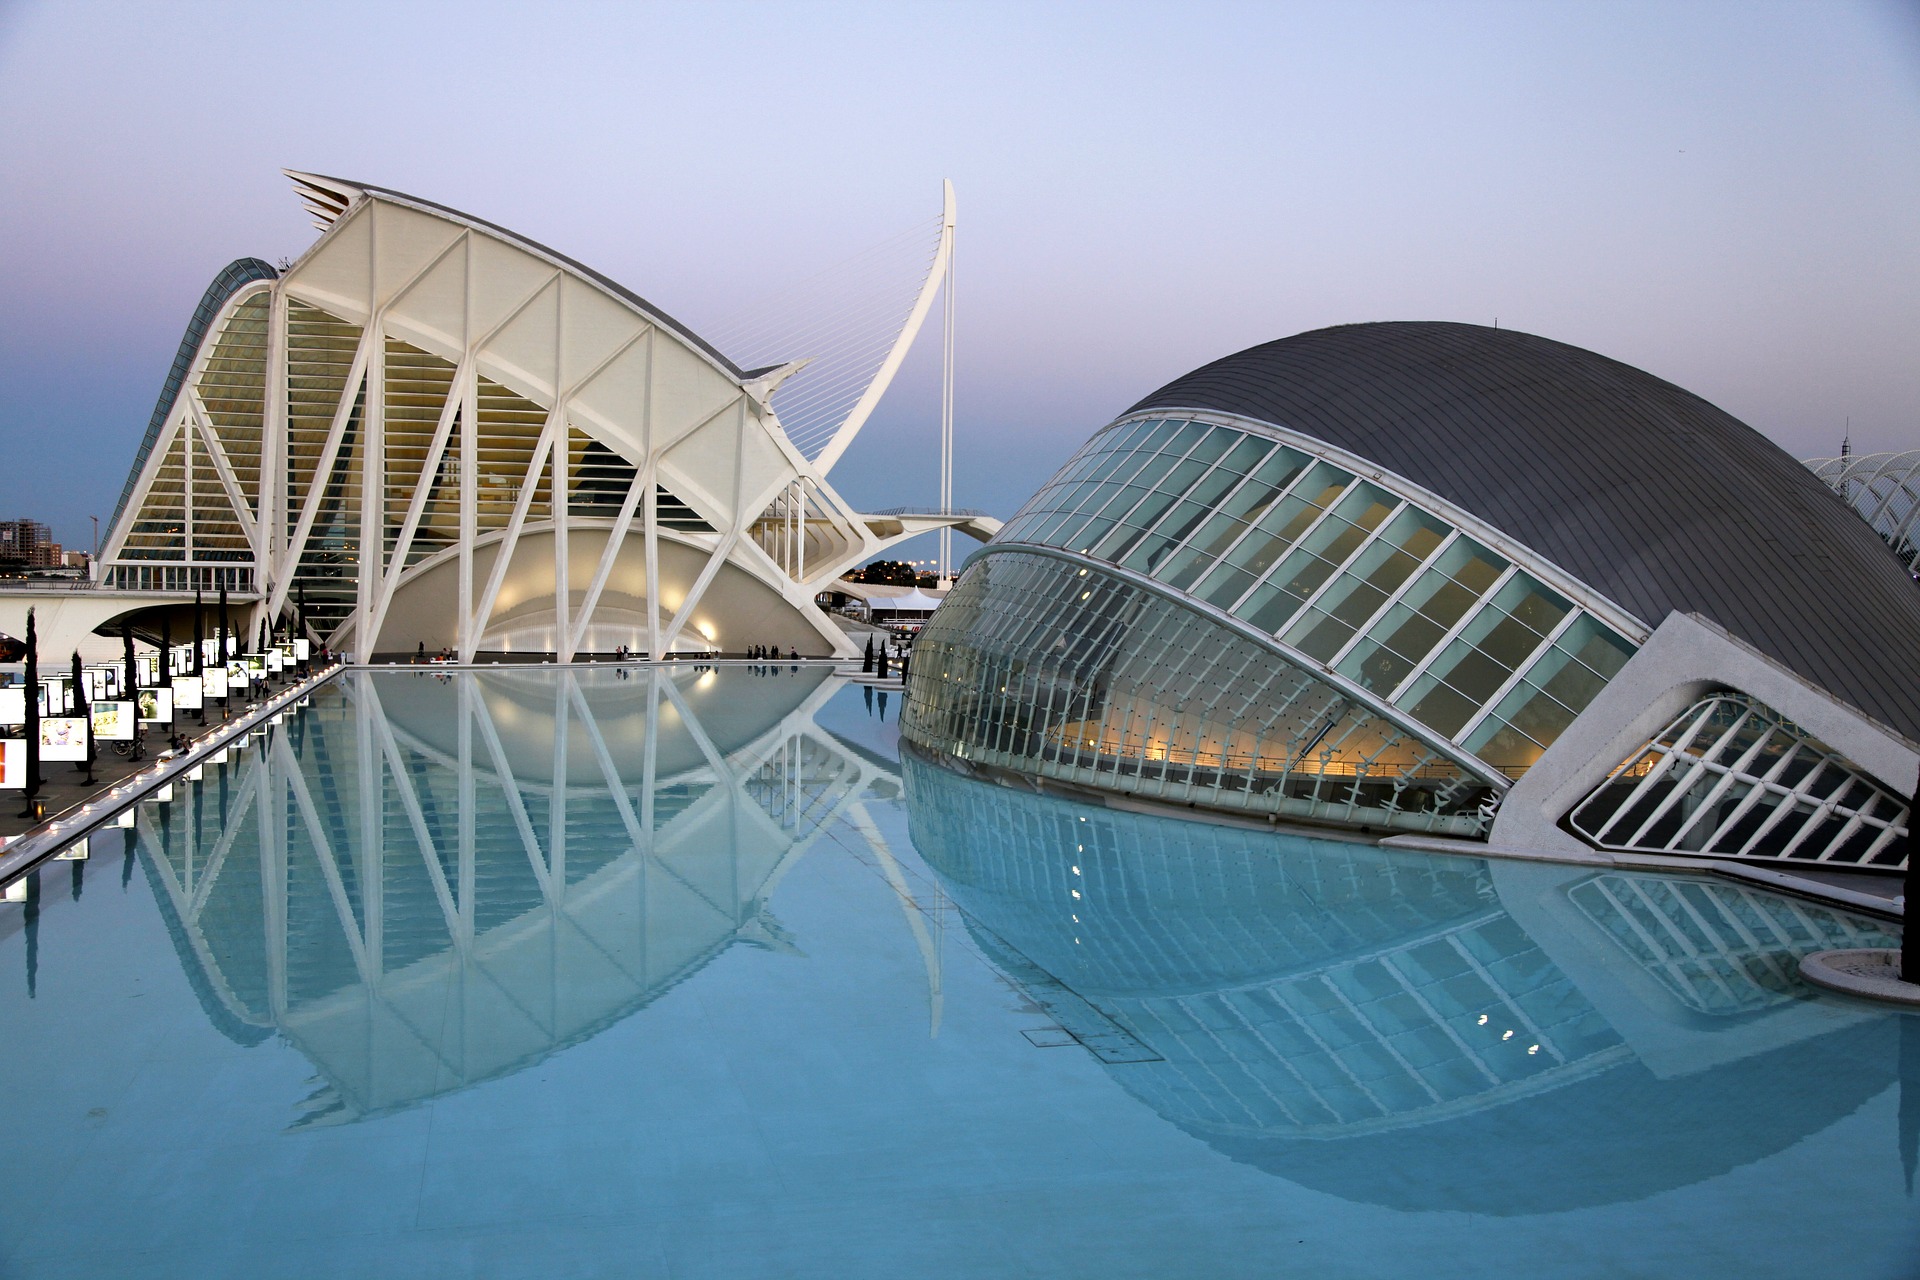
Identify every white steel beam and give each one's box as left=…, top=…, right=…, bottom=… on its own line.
left=270, top=334, right=373, bottom=619
left=186, top=391, right=260, bottom=556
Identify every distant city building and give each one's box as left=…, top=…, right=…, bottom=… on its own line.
left=0, top=521, right=82, bottom=579
left=904, top=322, right=1918, bottom=872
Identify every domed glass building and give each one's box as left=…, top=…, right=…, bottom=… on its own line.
left=902, top=322, right=1920, bottom=868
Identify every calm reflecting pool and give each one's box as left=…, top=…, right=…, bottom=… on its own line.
left=2, top=668, right=1916, bottom=1278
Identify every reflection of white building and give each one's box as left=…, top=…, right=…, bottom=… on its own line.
left=68, top=173, right=997, bottom=661
left=136, top=667, right=920, bottom=1124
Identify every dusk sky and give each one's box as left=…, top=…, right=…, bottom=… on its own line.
left=1, top=0, right=1915, bottom=560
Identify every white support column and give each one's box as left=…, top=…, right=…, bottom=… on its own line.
left=644, top=467, right=661, bottom=658
left=263, top=283, right=289, bottom=592
left=359, top=360, right=385, bottom=653
left=458, top=359, right=477, bottom=659
left=939, top=207, right=956, bottom=586
left=551, top=283, right=569, bottom=663
left=458, top=234, right=476, bottom=660
left=658, top=401, right=748, bottom=655
left=465, top=419, right=559, bottom=662
left=568, top=469, right=646, bottom=662
left=365, top=357, right=467, bottom=649
left=188, top=392, right=260, bottom=555
left=183, top=414, right=195, bottom=568
left=642, top=329, right=660, bottom=659
left=270, top=336, right=373, bottom=620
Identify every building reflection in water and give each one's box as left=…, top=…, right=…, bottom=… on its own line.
left=901, top=749, right=1912, bottom=1214
left=125, top=664, right=1915, bottom=1215
left=134, top=667, right=908, bottom=1127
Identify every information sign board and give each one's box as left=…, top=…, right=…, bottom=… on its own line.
left=91, top=701, right=133, bottom=741
left=40, top=716, right=88, bottom=761
left=137, top=687, right=173, bottom=724
left=173, top=676, right=203, bottom=710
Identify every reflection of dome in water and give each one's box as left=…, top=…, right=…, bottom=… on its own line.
left=902, top=752, right=1902, bottom=1214
left=141, top=668, right=865, bottom=1126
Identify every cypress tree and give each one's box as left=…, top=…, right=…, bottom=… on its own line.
left=19, top=607, right=41, bottom=816
left=70, top=651, right=93, bottom=786
left=122, top=618, right=140, bottom=755
left=192, top=588, right=206, bottom=723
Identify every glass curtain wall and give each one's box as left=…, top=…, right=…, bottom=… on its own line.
left=900, top=551, right=1494, bottom=835
left=994, top=416, right=1639, bottom=778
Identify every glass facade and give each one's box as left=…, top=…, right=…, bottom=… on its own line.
left=900, top=551, right=1494, bottom=835
left=992, top=416, right=1638, bottom=777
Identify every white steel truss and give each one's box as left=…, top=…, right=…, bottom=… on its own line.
left=101, top=173, right=986, bottom=660
left=1566, top=692, right=1910, bottom=869
left=1806, top=449, right=1920, bottom=571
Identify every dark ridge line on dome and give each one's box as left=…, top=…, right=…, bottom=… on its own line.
left=1128, top=321, right=1920, bottom=745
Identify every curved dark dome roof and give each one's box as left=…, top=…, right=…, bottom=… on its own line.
left=1131, top=322, right=1920, bottom=743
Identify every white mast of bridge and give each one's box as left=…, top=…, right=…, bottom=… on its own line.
left=938, top=179, right=956, bottom=588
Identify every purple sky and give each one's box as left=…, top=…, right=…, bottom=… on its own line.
left=1, top=0, right=1915, bottom=561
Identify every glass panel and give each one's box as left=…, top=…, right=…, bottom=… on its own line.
left=1245, top=446, right=1313, bottom=495
left=1121, top=530, right=1182, bottom=576
left=898, top=547, right=1492, bottom=834
left=1183, top=511, right=1254, bottom=565
left=1463, top=684, right=1580, bottom=773
left=1184, top=426, right=1239, bottom=466
left=1157, top=541, right=1220, bottom=592
left=1397, top=539, right=1509, bottom=632
left=1214, top=435, right=1274, bottom=476
left=1195, top=565, right=1258, bottom=612
left=1158, top=419, right=1210, bottom=457
left=1240, top=583, right=1303, bottom=634
left=1178, top=466, right=1246, bottom=516
left=1400, top=577, right=1571, bottom=737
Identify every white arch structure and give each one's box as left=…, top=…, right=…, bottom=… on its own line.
left=1806, top=449, right=1920, bottom=572
left=93, top=173, right=995, bottom=662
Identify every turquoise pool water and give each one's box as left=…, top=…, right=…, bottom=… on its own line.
left=1, top=667, right=1916, bottom=1279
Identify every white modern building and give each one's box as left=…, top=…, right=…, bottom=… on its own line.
left=20, top=172, right=994, bottom=662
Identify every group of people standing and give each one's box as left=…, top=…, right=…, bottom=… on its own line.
left=748, top=645, right=797, bottom=660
